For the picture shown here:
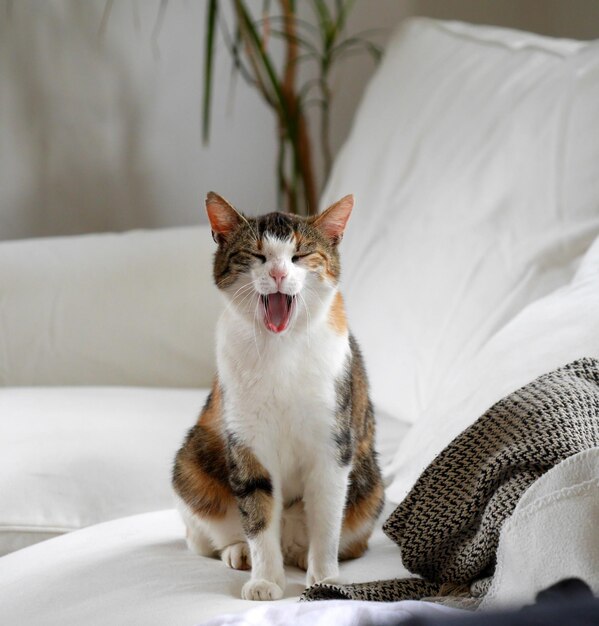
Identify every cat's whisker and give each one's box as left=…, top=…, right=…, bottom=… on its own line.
left=235, top=290, right=260, bottom=319
left=303, top=284, right=325, bottom=308
left=297, top=291, right=311, bottom=345
left=221, top=282, right=257, bottom=316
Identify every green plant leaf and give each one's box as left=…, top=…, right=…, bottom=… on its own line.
left=202, top=0, right=219, bottom=144
left=233, top=0, right=287, bottom=114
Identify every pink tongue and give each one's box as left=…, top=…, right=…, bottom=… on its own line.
left=266, top=293, right=289, bottom=331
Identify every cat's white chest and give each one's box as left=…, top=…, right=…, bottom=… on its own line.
left=217, top=312, right=349, bottom=496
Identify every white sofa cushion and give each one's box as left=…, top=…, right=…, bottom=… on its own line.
left=0, top=387, right=209, bottom=555
left=0, top=386, right=406, bottom=555
left=386, top=233, right=599, bottom=501
left=323, top=18, right=599, bottom=424
left=482, top=447, right=599, bottom=608
left=0, top=226, right=221, bottom=388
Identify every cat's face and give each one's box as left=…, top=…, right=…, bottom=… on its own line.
left=205, top=192, right=353, bottom=335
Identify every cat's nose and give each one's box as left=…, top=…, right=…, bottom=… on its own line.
left=269, top=265, right=287, bottom=288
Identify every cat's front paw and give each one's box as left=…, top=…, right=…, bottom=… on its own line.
left=241, top=578, right=284, bottom=601
left=306, top=564, right=339, bottom=587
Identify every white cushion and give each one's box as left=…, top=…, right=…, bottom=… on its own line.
left=0, top=387, right=209, bottom=555
left=323, top=18, right=599, bottom=424
left=482, top=447, right=599, bottom=608
left=0, top=226, right=221, bottom=388
left=386, top=233, right=599, bottom=501
left=0, top=387, right=406, bottom=556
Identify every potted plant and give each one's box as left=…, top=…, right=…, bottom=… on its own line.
left=203, top=0, right=381, bottom=215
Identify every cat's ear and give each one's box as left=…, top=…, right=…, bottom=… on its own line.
left=205, top=192, right=243, bottom=244
left=311, top=194, right=354, bottom=245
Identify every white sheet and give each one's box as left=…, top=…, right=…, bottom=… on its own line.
left=201, top=599, right=465, bottom=626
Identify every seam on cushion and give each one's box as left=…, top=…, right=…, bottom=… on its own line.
left=0, top=524, right=78, bottom=533
left=417, top=17, right=592, bottom=59
left=516, top=448, right=599, bottom=510
left=508, top=479, right=599, bottom=521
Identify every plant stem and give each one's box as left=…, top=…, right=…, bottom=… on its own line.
left=279, top=0, right=317, bottom=215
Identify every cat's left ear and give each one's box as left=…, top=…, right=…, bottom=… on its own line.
left=311, top=194, right=354, bottom=246
left=205, top=192, right=243, bottom=244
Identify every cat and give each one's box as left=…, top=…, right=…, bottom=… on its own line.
left=172, top=192, right=384, bottom=601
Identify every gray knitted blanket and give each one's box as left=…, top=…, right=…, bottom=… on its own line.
left=302, top=358, right=599, bottom=604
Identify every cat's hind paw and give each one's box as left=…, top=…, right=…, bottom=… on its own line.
left=283, top=545, right=308, bottom=571
left=221, top=542, right=251, bottom=571
left=241, top=579, right=284, bottom=601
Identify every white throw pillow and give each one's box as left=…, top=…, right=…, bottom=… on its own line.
left=0, top=387, right=208, bottom=555
left=386, top=234, right=599, bottom=502
left=324, top=18, right=599, bottom=425
left=0, top=226, right=221, bottom=388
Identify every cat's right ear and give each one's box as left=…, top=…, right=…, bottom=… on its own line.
left=205, top=192, right=242, bottom=244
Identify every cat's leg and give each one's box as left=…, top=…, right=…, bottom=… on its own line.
left=172, top=422, right=251, bottom=570
left=303, top=459, right=351, bottom=586
left=228, top=437, right=286, bottom=601
left=281, top=499, right=308, bottom=570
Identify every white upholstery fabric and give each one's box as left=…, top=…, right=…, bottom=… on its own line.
left=324, top=18, right=599, bottom=425
left=0, top=226, right=221, bottom=388
left=482, top=447, right=599, bottom=608
left=0, top=386, right=405, bottom=556
left=0, top=387, right=209, bottom=555
left=0, top=405, right=410, bottom=623
left=0, top=503, right=419, bottom=625
left=387, top=234, right=599, bottom=501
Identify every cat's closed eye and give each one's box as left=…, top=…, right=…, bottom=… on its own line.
left=250, top=252, right=267, bottom=263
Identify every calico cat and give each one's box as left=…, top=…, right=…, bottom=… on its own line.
left=172, top=192, right=384, bottom=601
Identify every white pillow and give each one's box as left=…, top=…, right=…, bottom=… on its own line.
left=386, top=234, right=599, bottom=502
left=323, top=18, right=599, bottom=425
left=0, top=226, right=221, bottom=388
left=0, top=387, right=208, bottom=555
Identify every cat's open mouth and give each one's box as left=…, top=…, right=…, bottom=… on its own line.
left=260, top=293, right=296, bottom=333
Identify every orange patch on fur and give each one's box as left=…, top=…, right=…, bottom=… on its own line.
left=342, top=480, right=384, bottom=533
left=200, top=382, right=222, bottom=426
left=177, top=454, right=234, bottom=519
left=174, top=381, right=235, bottom=520
left=328, top=291, right=348, bottom=335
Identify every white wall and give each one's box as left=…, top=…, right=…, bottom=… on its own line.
left=1, top=0, right=599, bottom=240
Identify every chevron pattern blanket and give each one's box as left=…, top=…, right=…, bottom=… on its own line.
left=302, top=358, right=599, bottom=604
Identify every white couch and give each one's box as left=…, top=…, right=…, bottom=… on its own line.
left=1, top=17, right=599, bottom=626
